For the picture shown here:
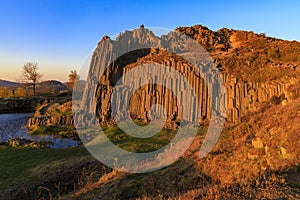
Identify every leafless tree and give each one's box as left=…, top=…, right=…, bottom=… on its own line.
left=22, top=62, right=42, bottom=95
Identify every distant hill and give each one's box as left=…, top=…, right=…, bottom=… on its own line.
left=39, top=80, right=68, bottom=90
left=0, top=79, right=69, bottom=96
left=0, top=79, right=19, bottom=88
left=37, top=80, right=68, bottom=93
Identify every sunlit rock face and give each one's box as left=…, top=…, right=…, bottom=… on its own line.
left=75, top=26, right=299, bottom=128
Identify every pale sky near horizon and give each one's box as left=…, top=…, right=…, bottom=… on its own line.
left=1, top=0, right=300, bottom=82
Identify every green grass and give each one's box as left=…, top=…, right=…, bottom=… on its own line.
left=0, top=146, right=93, bottom=191
left=0, top=124, right=207, bottom=197
left=81, top=124, right=207, bottom=153
left=29, top=125, right=78, bottom=138
left=103, top=125, right=177, bottom=153
left=55, top=108, right=72, bottom=116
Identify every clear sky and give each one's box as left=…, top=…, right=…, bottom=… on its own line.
left=0, top=0, right=299, bottom=82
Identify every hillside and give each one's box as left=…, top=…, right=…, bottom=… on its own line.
left=37, top=80, right=68, bottom=93
left=0, top=80, right=69, bottom=98
left=73, top=97, right=300, bottom=199
left=0, top=79, right=19, bottom=87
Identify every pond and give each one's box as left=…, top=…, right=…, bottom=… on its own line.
left=0, top=113, right=79, bottom=148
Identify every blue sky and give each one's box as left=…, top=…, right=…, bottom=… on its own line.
left=0, top=0, right=299, bottom=82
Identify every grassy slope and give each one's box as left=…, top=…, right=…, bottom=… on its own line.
left=72, top=97, right=300, bottom=200
left=0, top=146, right=98, bottom=199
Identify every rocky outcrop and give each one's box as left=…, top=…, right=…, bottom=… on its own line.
left=222, top=75, right=296, bottom=121
left=74, top=26, right=300, bottom=128
left=177, top=25, right=300, bottom=82
left=27, top=102, right=74, bottom=130
left=27, top=115, right=74, bottom=129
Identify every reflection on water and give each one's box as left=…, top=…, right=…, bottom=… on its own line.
left=0, top=113, right=79, bottom=148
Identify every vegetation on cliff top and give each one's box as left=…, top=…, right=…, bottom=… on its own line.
left=177, top=25, right=300, bottom=82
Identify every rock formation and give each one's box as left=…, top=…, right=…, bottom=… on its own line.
left=27, top=101, right=74, bottom=129
left=74, top=25, right=300, bottom=128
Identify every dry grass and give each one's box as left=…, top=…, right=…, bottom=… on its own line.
left=189, top=96, right=300, bottom=185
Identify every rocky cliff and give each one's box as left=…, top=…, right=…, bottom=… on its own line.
left=74, top=25, right=300, bottom=127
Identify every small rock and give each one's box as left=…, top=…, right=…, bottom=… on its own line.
left=252, top=137, right=264, bottom=149
left=281, top=99, right=288, bottom=106
left=280, top=147, right=288, bottom=159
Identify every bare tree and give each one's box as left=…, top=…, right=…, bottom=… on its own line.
left=22, top=62, right=42, bottom=95
left=67, top=69, right=80, bottom=90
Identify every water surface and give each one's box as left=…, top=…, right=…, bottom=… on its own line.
left=0, top=113, right=79, bottom=148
